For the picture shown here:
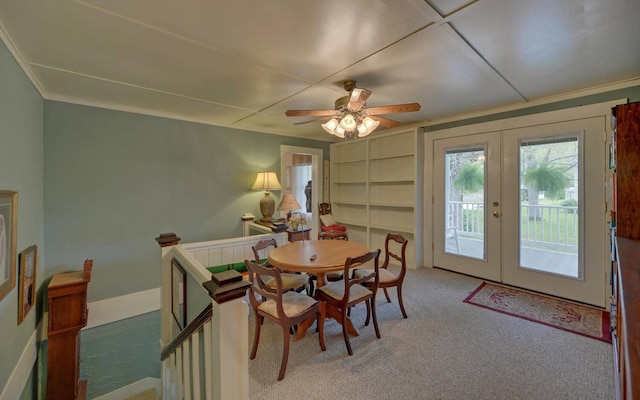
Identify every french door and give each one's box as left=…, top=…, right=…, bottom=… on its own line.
left=433, top=118, right=607, bottom=307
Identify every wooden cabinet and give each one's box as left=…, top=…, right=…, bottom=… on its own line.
left=612, top=238, right=640, bottom=400
left=613, top=102, right=640, bottom=239
left=610, top=102, right=640, bottom=400
left=330, top=129, right=423, bottom=267
left=47, top=260, right=92, bottom=400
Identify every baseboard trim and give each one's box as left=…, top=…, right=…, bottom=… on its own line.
left=93, top=377, right=160, bottom=400
left=85, top=287, right=161, bottom=329
left=0, top=327, right=38, bottom=400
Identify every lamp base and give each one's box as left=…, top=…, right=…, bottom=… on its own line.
left=259, top=192, right=275, bottom=222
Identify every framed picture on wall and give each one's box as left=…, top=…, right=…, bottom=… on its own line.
left=171, top=258, right=187, bottom=330
left=0, top=191, right=18, bottom=302
left=18, top=245, right=37, bottom=324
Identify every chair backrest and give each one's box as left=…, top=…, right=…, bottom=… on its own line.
left=340, top=249, right=381, bottom=303
left=245, top=259, right=285, bottom=314
left=318, top=202, right=332, bottom=216
left=252, top=238, right=278, bottom=263
left=383, top=234, right=408, bottom=277
left=318, top=230, right=349, bottom=241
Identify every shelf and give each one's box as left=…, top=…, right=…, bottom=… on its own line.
left=333, top=201, right=366, bottom=206
left=333, top=180, right=367, bottom=185
left=334, top=158, right=367, bottom=164
left=369, top=222, right=414, bottom=234
left=368, top=202, right=414, bottom=209
left=336, top=219, right=367, bottom=228
left=369, top=153, right=414, bottom=161
left=369, top=180, right=414, bottom=184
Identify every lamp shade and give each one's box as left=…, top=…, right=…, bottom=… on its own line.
left=277, top=194, right=302, bottom=212
left=251, top=172, right=282, bottom=191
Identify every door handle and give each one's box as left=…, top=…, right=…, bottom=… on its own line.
left=493, top=211, right=500, bottom=218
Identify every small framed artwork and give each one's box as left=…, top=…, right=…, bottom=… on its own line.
left=18, top=245, right=37, bottom=324
left=171, top=258, right=187, bottom=330
left=0, top=191, right=18, bottom=302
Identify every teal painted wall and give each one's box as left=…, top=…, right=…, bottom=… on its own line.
left=0, top=40, right=45, bottom=395
left=43, top=102, right=330, bottom=302
left=42, top=101, right=329, bottom=397
left=80, top=311, right=160, bottom=399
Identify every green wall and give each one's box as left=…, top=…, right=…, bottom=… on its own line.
left=0, top=39, right=45, bottom=396
left=43, top=102, right=330, bottom=302
left=41, top=102, right=329, bottom=397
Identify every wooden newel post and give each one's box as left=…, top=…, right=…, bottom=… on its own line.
left=203, top=270, right=251, bottom=400
left=155, top=232, right=181, bottom=247
left=203, top=270, right=251, bottom=304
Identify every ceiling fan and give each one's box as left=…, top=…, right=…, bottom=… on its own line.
left=285, top=80, right=421, bottom=138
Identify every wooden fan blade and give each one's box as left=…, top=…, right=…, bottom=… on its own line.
left=293, top=116, right=331, bottom=125
left=366, top=103, right=421, bottom=115
left=347, top=88, right=372, bottom=111
left=285, top=109, right=338, bottom=117
left=371, top=115, right=401, bottom=128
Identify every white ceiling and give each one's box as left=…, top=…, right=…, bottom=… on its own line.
left=1, top=0, right=639, bottom=142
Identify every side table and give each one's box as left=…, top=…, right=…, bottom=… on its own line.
left=287, top=227, right=311, bottom=242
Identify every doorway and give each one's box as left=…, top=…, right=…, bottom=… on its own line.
left=280, top=145, right=323, bottom=239
left=431, top=118, right=607, bottom=307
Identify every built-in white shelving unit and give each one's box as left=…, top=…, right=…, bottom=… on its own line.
left=330, top=129, right=423, bottom=268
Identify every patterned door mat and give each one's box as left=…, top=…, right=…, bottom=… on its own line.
left=464, top=282, right=611, bottom=343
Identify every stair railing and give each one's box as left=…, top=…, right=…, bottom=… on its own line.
left=156, top=233, right=262, bottom=400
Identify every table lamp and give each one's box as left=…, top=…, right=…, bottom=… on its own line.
left=277, top=194, right=303, bottom=230
left=252, top=172, right=282, bottom=222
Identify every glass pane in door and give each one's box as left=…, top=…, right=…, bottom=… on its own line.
left=519, top=137, right=579, bottom=278
left=445, top=147, right=486, bottom=260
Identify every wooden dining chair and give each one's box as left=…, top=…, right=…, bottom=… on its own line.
left=318, top=202, right=348, bottom=233
left=245, top=260, right=326, bottom=381
left=353, top=233, right=409, bottom=318
left=252, top=238, right=310, bottom=295
left=317, top=229, right=349, bottom=240
left=314, top=249, right=381, bottom=356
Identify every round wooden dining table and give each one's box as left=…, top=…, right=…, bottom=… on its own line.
left=268, top=239, right=372, bottom=341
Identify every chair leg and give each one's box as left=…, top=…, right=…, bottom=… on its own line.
left=250, top=314, right=263, bottom=360
left=317, top=311, right=326, bottom=351
left=397, top=285, right=408, bottom=318
left=371, top=297, right=381, bottom=339
left=278, top=325, right=291, bottom=381
left=364, top=300, right=371, bottom=326
left=341, top=308, right=353, bottom=356
left=308, top=278, right=315, bottom=297
left=383, top=288, right=391, bottom=303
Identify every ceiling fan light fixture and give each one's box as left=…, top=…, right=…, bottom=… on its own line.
left=285, top=80, right=420, bottom=141
left=357, top=116, right=380, bottom=137
left=339, top=113, right=357, bottom=131
left=321, top=118, right=339, bottom=134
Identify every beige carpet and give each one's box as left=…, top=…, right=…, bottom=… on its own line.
left=248, top=267, right=614, bottom=400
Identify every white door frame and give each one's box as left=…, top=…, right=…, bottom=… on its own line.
left=424, top=100, right=624, bottom=307
left=280, top=145, right=323, bottom=239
